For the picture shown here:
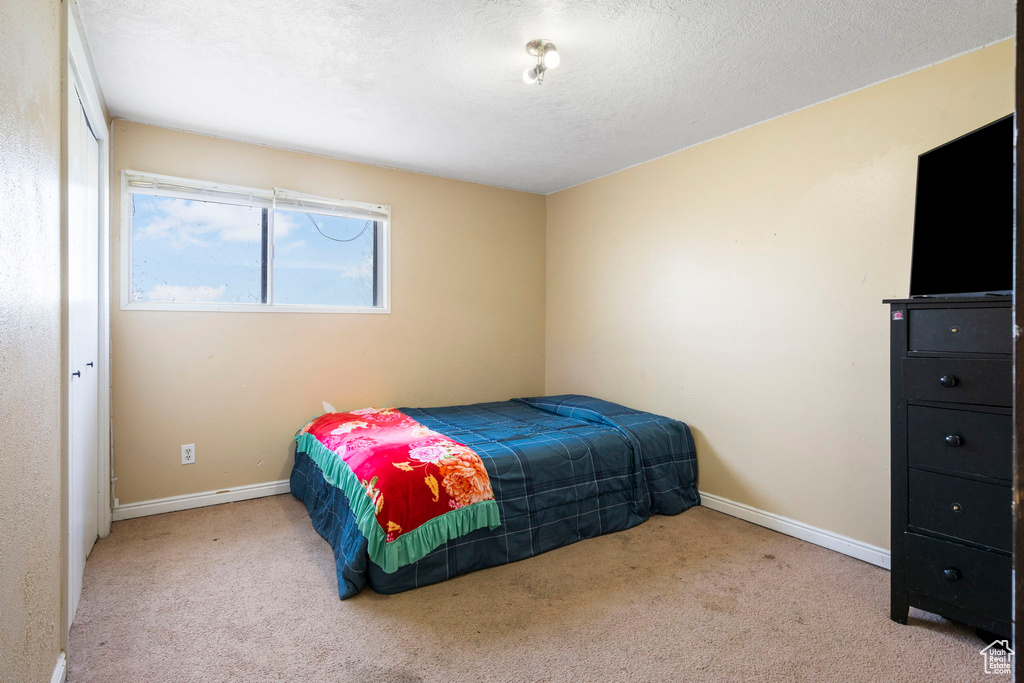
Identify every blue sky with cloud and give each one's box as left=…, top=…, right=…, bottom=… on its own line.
left=131, top=195, right=374, bottom=306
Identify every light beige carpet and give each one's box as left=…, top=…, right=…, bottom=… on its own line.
left=70, top=495, right=992, bottom=682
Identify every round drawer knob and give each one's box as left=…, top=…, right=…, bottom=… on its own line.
left=951, top=502, right=963, bottom=513
left=943, top=567, right=961, bottom=582
left=945, top=435, right=963, bottom=447
left=939, top=375, right=958, bottom=388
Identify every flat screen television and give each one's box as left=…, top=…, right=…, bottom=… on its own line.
left=908, top=114, right=1014, bottom=297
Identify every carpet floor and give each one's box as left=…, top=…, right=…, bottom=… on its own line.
left=70, top=495, right=992, bottom=682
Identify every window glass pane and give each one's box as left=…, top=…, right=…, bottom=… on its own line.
left=131, top=194, right=263, bottom=304
left=273, top=209, right=375, bottom=306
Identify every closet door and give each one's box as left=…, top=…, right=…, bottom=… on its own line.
left=67, top=87, right=100, bottom=626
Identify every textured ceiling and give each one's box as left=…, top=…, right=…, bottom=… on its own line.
left=77, top=0, right=1014, bottom=194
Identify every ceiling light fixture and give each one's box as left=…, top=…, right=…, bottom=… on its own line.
left=523, top=39, right=559, bottom=85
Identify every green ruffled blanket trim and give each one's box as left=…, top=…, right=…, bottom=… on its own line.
left=295, top=431, right=501, bottom=573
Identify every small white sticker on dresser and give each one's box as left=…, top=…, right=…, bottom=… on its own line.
left=892, top=311, right=904, bottom=321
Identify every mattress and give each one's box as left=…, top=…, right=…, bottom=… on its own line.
left=290, top=394, right=699, bottom=597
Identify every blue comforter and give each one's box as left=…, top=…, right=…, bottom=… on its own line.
left=290, top=394, right=699, bottom=598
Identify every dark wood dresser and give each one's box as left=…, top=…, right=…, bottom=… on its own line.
left=886, top=295, right=1012, bottom=636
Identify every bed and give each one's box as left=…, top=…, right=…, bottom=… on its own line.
left=290, top=394, right=699, bottom=598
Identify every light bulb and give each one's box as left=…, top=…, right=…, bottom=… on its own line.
left=523, top=66, right=539, bottom=84
left=543, top=47, right=560, bottom=69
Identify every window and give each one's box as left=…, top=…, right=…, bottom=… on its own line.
left=121, top=171, right=389, bottom=312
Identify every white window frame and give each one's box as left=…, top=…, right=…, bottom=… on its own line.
left=120, top=169, right=391, bottom=313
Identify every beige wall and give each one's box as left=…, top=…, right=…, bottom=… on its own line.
left=0, top=0, right=65, bottom=680
left=111, top=121, right=546, bottom=504
left=111, top=41, right=1012, bottom=546
left=545, top=40, right=1015, bottom=549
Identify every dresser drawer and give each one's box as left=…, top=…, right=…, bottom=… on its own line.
left=903, top=358, right=1011, bottom=406
left=908, top=469, right=1011, bottom=551
left=907, top=406, right=1011, bottom=481
left=908, top=307, right=1011, bottom=355
left=905, top=533, right=1010, bottom=623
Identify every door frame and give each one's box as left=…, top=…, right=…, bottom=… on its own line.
left=1014, top=0, right=1022, bottom=675
left=63, top=0, right=111, bottom=636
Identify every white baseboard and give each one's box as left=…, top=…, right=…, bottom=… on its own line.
left=109, top=481, right=890, bottom=569
left=51, top=652, right=66, bottom=683
left=112, top=479, right=291, bottom=521
left=699, top=491, right=891, bottom=569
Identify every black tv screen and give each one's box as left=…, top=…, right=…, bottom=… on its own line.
left=909, top=114, right=1014, bottom=297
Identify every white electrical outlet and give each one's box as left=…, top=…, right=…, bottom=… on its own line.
left=181, top=444, right=196, bottom=465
